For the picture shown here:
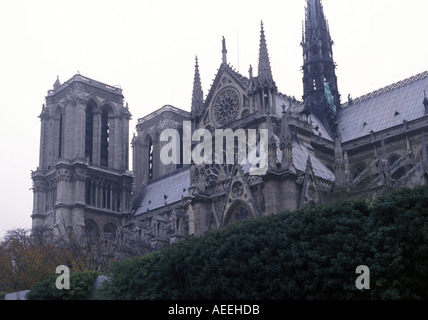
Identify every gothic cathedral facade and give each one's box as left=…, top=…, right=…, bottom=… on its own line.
left=32, top=0, right=428, bottom=248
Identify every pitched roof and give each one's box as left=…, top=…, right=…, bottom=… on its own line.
left=134, top=168, right=190, bottom=215
left=292, top=141, right=335, bottom=181
left=337, top=71, right=428, bottom=142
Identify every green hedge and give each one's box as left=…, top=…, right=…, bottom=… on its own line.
left=26, top=271, right=99, bottom=300
left=98, top=185, right=428, bottom=300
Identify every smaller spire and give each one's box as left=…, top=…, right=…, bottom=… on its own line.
left=280, top=105, right=291, bottom=141
left=191, top=56, right=204, bottom=119
left=53, top=76, right=61, bottom=92
left=280, top=105, right=292, bottom=169
left=222, top=36, right=227, bottom=64
left=257, top=21, right=273, bottom=83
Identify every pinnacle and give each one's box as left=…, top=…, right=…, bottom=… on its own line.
left=191, top=56, right=204, bottom=117
left=257, top=21, right=273, bottom=84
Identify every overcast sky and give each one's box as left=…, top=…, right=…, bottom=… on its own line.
left=0, top=0, right=427, bottom=239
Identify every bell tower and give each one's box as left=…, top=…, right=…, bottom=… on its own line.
left=301, top=0, right=340, bottom=139
left=31, top=74, right=133, bottom=238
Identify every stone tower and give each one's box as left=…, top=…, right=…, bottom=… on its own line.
left=31, top=74, right=133, bottom=238
left=301, top=0, right=340, bottom=139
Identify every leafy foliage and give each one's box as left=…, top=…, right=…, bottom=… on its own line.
left=98, top=185, right=428, bottom=300
left=26, top=271, right=99, bottom=300
left=0, top=228, right=56, bottom=292
left=0, top=223, right=146, bottom=295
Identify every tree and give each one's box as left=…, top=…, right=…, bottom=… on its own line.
left=0, top=228, right=55, bottom=292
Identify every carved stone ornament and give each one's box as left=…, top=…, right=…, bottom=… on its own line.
left=211, top=86, right=241, bottom=127
left=231, top=181, right=243, bottom=197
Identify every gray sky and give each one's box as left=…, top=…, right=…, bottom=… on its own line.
left=0, top=0, right=427, bottom=239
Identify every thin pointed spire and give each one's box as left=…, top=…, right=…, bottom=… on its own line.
left=257, top=21, right=273, bottom=83
left=53, top=76, right=61, bottom=92
left=222, top=36, right=227, bottom=64
left=191, top=56, right=204, bottom=118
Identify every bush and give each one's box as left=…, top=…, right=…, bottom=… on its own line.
left=26, top=271, right=99, bottom=300
left=98, top=185, right=428, bottom=300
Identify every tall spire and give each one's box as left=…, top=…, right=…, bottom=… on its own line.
left=302, top=0, right=340, bottom=139
left=191, top=56, right=204, bottom=119
left=257, top=21, right=273, bottom=84
left=304, top=0, right=331, bottom=44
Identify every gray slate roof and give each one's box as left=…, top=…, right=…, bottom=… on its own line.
left=134, top=168, right=190, bottom=216
left=337, top=71, right=428, bottom=142
left=292, top=141, right=335, bottom=182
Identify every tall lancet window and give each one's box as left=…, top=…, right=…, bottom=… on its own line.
left=100, top=109, right=109, bottom=167
left=85, top=102, right=95, bottom=163
left=58, top=114, right=63, bottom=158
left=148, top=138, right=154, bottom=180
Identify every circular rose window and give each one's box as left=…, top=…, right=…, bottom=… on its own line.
left=211, top=86, right=241, bottom=127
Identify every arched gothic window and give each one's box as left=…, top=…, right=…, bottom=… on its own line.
left=100, top=109, right=109, bottom=167
left=85, top=101, right=95, bottom=163
left=58, top=114, right=63, bottom=158
left=85, top=219, right=99, bottom=240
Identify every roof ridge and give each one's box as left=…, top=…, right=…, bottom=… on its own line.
left=137, top=104, right=190, bottom=124
left=225, top=63, right=250, bottom=85
left=342, top=70, right=428, bottom=108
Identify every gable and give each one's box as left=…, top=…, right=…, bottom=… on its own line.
left=200, top=64, right=251, bottom=130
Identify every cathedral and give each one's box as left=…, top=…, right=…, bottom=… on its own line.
left=31, top=0, right=428, bottom=249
